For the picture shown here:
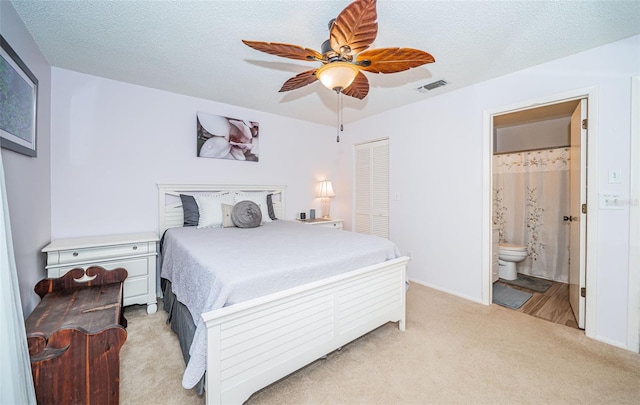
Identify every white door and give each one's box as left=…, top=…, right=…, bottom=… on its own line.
left=354, top=139, right=389, bottom=238
left=569, top=99, right=587, bottom=329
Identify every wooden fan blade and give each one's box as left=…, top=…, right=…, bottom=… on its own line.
left=329, top=0, right=378, bottom=57
left=341, top=71, right=369, bottom=100
left=356, top=47, right=435, bottom=74
left=242, top=40, right=322, bottom=61
left=279, top=69, right=319, bottom=92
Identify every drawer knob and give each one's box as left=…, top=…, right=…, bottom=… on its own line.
left=73, top=252, right=79, bottom=257
left=132, top=246, right=138, bottom=250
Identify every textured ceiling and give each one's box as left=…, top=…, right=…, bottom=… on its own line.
left=10, top=0, right=640, bottom=126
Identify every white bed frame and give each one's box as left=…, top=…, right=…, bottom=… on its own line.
left=158, top=184, right=409, bottom=405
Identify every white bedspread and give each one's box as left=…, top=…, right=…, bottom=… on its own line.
left=160, top=220, right=401, bottom=389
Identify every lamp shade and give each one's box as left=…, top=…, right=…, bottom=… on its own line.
left=317, top=180, right=335, bottom=198
left=316, top=62, right=359, bottom=91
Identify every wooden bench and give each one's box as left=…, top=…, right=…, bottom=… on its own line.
left=25, top=266, right=128, bottom=405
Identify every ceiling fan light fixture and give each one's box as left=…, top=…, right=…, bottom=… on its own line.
left=316, top=62, right=360, bottom=92
left=243, top=0, right=435, bottom=100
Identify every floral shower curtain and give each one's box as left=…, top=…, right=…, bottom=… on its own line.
left=493, top=147, right=570, bottom=282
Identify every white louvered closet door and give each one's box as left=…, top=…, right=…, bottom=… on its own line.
left=355, top=139, right=389, bottom=238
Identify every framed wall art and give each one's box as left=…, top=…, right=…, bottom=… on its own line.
left=0, top=35, right=38, bottom=157
left=196, top=111, right=259, bottom=162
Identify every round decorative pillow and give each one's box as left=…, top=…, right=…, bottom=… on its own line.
left=231, top=200, right=262, bottom=228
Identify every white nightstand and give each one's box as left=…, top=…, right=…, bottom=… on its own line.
left=42, top=232, right=159, bottom=314
left=297, top=218, right=344, bottom=230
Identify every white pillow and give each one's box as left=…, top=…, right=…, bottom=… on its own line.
left=195, top=194, right=234, bottom=228
left=221, top=203, right=235, bottom=228
left=232, top=191, right=271, bottom=223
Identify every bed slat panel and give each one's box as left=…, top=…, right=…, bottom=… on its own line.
left=204, top=258, right=409, bottom=405
left=221, top=309, right=333, bottom=367
left=338, top=270, right=399, bottom=304
left=221, top=293, right=330, bottom=341
left=221, top=313, right=334, bottom=385
left=218, top=288, right=336, bottom=387
left=340, top=293, right=401, bottom=330
left=338, top=272, right=402, bottom=331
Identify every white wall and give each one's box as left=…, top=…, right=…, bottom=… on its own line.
left=339, top=35, right=640, bottom=348
left=1, top=2, right=52, bottom=315
left=495, top=116, right=570, bottom=153
left=8, top=1, right=638, bottom=350
left=50, top=68, right=337, bottom=238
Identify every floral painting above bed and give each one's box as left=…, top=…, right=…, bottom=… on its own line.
left=196, top=112, right=259, bottom=162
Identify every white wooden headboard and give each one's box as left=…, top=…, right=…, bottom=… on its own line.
left=157, top=184, right=286, bottom=234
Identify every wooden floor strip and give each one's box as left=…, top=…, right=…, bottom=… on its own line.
left=495, top=276, right=578, bottom=329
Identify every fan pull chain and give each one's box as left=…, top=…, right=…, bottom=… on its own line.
left=336, top=90, right=344, bottom=143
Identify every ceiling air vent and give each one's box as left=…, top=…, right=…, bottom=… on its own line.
left=417, top=79, right=448, bottom=93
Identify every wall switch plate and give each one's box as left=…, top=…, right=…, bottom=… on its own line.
left=599, top=193, right=624, bottom=209
left=608, top=169, right=622, bottom=183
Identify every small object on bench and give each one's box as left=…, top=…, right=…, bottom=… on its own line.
left=25, top=266, right=128, bottom=405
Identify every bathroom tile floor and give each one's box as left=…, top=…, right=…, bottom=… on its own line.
left=495, top=276, right=579, bottom=329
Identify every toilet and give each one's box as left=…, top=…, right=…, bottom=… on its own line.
left=498, top=243, right=528, bottom=280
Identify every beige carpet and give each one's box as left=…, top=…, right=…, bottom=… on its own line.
left=120, top=283, right=640, bottom=404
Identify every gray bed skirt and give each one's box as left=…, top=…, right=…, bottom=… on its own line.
left=161, top=278, right=206, bottom=396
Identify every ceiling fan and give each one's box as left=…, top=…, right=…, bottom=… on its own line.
left=242, top=0, right=435, bottom=100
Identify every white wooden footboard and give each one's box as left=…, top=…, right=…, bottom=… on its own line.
left=202, top=256, right=409, bottom=405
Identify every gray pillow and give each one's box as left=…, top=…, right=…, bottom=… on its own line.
left=231, top=200, right=262, bottom=228
left=180, top=194, right=199, bottom=226
left=267, top=193, right=278, bottom=220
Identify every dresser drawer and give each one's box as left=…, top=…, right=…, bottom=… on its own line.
left=320, top=221, right=343, bottom=229
left=43, top=232, right=159, bottom=314
left=123, top=277, right=150, bottom=304
left=52, top=243, right=149, bottom=266
left=49, top=258, right=150, bottom=300
left=50, top=257, right=147, bottom=278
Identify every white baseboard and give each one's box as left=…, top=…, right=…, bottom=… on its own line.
left=407, top=278, right=484, bottom=305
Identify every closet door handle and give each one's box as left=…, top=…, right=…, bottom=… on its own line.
left=563, top=215, right=576, bottom=222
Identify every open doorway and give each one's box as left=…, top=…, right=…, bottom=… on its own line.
left=491, top=100, right=582, bottom=329
left=482, top=88, right=599, bottom=338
